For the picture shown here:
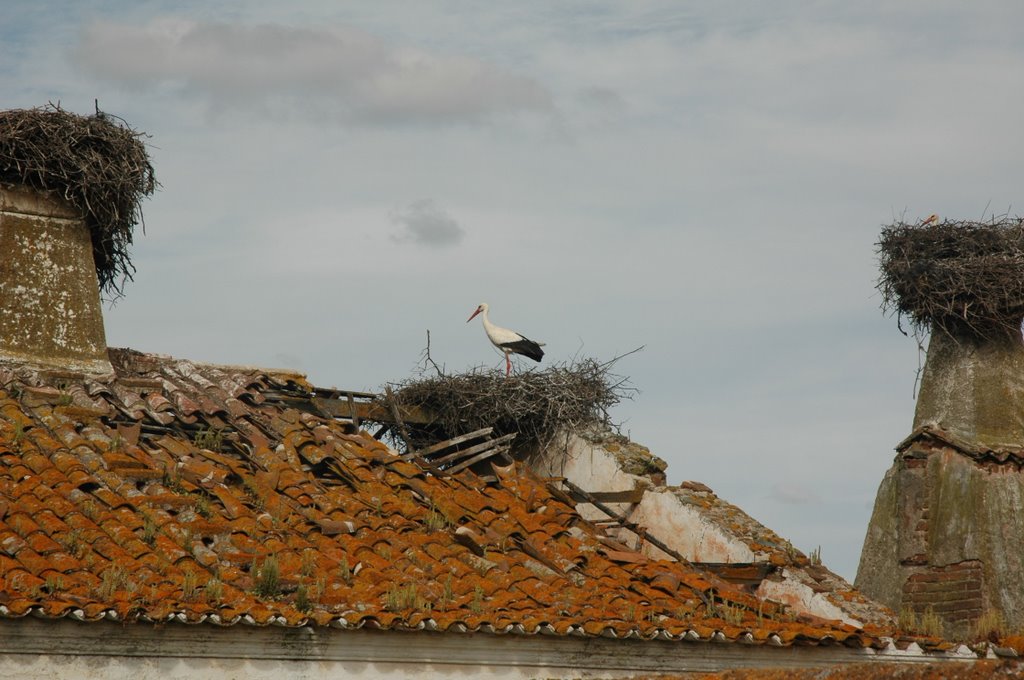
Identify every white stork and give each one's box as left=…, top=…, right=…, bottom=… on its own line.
left=467, top=303, right=545, bottom=376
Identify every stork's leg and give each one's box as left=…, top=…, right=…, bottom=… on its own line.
left=505, top=352, right=512, bottom=377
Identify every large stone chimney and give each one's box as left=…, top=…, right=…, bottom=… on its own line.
left=0, top=105, right=154, bottom=376
left=912, top=331, right=1024, bottom=448
left=857, top=219, right=1024, bottom=639
left=0, top=183, right=112, bottom=374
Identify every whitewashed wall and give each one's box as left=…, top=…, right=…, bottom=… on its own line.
left=0, top=618, right=965, bottom=679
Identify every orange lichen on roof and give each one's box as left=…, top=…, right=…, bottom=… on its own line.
left=671, top=483, right=892, bottom=622
left=0, top=349, right=915, bottom=649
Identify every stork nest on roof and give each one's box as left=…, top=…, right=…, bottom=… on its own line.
left=0, top=104, right=157, bottom=297
left=877, top=217, right=1024, bottom=340
left=377, top=357, right=636, bottom=455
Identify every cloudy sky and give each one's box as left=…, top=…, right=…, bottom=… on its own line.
left=6, top=1, right=1024, bottom=581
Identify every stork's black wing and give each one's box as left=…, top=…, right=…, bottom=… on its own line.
left=499, top=337, right=544, bottom=362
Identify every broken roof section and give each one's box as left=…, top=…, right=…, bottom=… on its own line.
left=0, top=348, right=928, bottom=652
left=529, top=430, right=897, bottom=631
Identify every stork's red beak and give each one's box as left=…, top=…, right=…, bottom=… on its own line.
left=467, top=307, right=482, bottom=323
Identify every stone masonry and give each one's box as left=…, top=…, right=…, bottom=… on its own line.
left=857, top=330, right=1024, bottom=639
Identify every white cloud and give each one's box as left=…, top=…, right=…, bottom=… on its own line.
left=390, top=199, right=465, bottom=248
left=769, top=482, right=823, bottom=506
left=73, top=18, right=554, bottom=125
left=575, top=86, right=626, bottom=112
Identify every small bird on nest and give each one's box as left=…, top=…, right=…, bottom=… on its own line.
left=922, top=214, right=940, bottom=226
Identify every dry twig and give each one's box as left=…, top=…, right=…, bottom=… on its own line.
left=376, top=354, right=639, bottom=454
left=877, top=217, right=1024, bottom=340
left=0, top=103, right=157, bottom=297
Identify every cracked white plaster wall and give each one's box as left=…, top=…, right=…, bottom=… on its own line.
left=757, top=571, right=862, bottom=628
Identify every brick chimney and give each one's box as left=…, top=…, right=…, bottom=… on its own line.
left=0, top=182, right=113, bottom=374
left=858, top=292, right=1024, bottom=637
left=856, top=219, right=1024, bottom=640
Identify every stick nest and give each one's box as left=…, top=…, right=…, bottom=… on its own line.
left=378, top=358, right=635, bottom=454
left=0, top=104, right=157, bottom=297
left=877, top=217, right=1024, bottom=339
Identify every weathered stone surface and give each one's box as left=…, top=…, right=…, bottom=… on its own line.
left=0, top=183, right=111, bottom=374
left=860, top=324, right=1024, bottom=638
left=577, top=429, right=668, bottom=480
left=914, top=331, right=1024, bottom=449
left=858, top=444, right=1024, bottom=637
left=855, top=465, right=901, bottom=608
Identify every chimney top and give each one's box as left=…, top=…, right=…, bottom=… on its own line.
left=0, top=183, right=112, bottom=374
left=878, top=218, right=1024, bottom=448
left=913, top=330, right=1024, bottom=449
left=0, top=105, right=154, bottom=376
left=0, top=105, right=156, bottom=298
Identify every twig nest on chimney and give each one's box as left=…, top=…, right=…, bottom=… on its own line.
left=877, top=217, right=1024, bottom=340
left=0, top=104, right=156, bottom=298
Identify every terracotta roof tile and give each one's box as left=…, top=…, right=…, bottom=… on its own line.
left=0, top=352, right=936, bottom=654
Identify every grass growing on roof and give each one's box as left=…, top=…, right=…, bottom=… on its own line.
left=0, top=103, right=157, bottom=298
left=877, top=216, right=1024, bottom=340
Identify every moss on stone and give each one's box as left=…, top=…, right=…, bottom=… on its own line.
left=586, top=430, right=667, bottom=477
left=914, top=331, right=1024, bottom=450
